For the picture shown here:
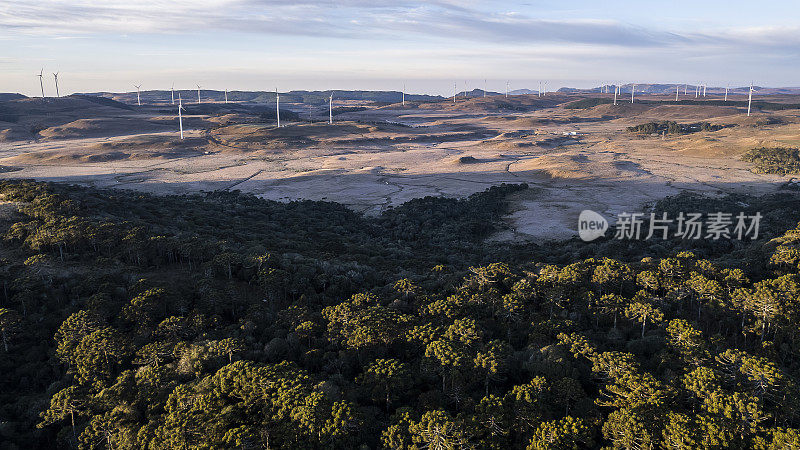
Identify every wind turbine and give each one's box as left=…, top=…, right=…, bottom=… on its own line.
left=505, top=81, right=509, bottom=98
left=225, top=89, right=228, bottom=104
left=329, top=93, right=333, bottom=124
left=747, top=83, right=754, bottom=116
left=134, top=84, right=141, bottom=106
left=275, top=88, right=280, bottom=128
left=171, top=84, right=175, bottom=105
left=464, top=81, right=467, bottom=97
left=402, top=83, right=405, bottom=106
left=676, top=84, right=679, bottom=102
left=695, top=84, right=699, bottom=98
left=543, top=81, right=548, bottom=96
left=196, top=84, right=201, bottom=104
left=453, top=82, right=456, bottom=103
left=684, top=84, right=688, bottom=95
left=538, top=81, right=542, bottom=97
left=483, top=79, right=486, bottom=98
left=177, top=93, right=185, bottom=140
left=37, top=69, right=45, bottom=98
left=631, top=84, right=635, bottom=104
left=724, top=85, right=728, bottom=102
left=703, top=84, right=707, bottom=97
left=53, top=72, right=60, bottom=97
left=613, top=84, right=618, bottom=105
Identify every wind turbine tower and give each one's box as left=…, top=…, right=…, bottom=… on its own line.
left=177, top=94, right=185, bottom=140
left=37, top=69, right=45, bottom=98
left=631, top=84, right=635, bottom=104
left=676, top=85, right=679, bottom=102
left=276, top=88, right=280, bottom=128
left=402, top=83, right=405, bottom=106
left=134, top=85, right=141, bottom=106
left=484, top=79, right=486, bottom=98
left=196, top=85, right=202, bottom=104
left=747, top=83, right=754, bottom=116
left=225, top=89, right=228, bottom=104
left=703, top=84, right=707, bottom=97
left=53, top=72, right=60, bottom=97
left=453, top=82, right=456, bottom=103
left=329, top=94, right=333, bottom=124
left=724, top=85, right=728, bottom=102
left=505, top=81, right=509, bottom=98
left=171, top=84, right=175, bottom=105
left=613, top=84, right=618, bottom=105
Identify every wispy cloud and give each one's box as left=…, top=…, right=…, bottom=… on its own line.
left=2, top=0, right=798, bottom=54
left=0, top=1, right=720, bottom=48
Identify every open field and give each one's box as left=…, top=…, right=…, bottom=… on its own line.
left=2, top=92, right=799, bottom=240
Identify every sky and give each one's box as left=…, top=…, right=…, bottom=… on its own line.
left=1, top=0, right=799, bottom=97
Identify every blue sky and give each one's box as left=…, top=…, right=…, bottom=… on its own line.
left=1, top=0, right=799, bottom=96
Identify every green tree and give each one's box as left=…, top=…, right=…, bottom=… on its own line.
left=527, top=416, right=593, bottom=450
left=602, top=408, right=654, bottom=450
left=0, top=307, right=20, bottom=352
left=409, top=410, right=467, bottom=450
left=55, top=310, right=101, bottom=364
left=38, top=385, right=89, bottom=446
left=358, top=358, right=410, bottom=412
left=666, top=319, right=706, bottom=363
left=73, top=327, right=131, bottom=386
left=469, top=395, right=511, bottom=449
left=661, top=412, right=698, bottom=450
left=624, top=302, right=664, bottom=338
left=474, top=340, right=511, bottom=396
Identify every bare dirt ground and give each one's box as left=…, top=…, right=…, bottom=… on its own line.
left=1, top=93, right=799, bottom=241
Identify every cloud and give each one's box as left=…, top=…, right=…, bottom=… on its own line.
left=371, top=10, right=686, bottom=47
left=0, top=0, right=695, bottom=48
left=0, top=1, right=351, bottom=37
left=1, top=0, right=798, bottom=55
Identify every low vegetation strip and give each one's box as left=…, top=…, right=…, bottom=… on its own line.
left=741, top=147, right=800, bottom=175
left=627, top=121, right=730, bottom=134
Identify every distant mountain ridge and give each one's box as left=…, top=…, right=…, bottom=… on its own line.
left=558, top=84, right=800, bottom=95
left=80, top=90, right=444, bottom=106
left=0, top=93, right=26, bottom=101
left=4, top=85, right=800, bottom=105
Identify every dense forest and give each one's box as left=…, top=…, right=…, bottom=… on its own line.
left=2, top=180, right=800, bottom=449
